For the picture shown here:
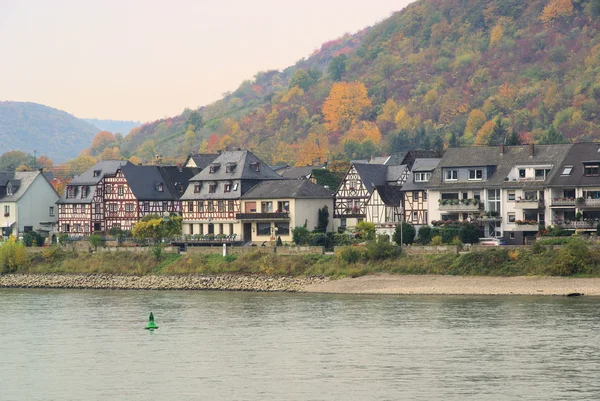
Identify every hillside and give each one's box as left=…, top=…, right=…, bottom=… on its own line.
left=0, top=101, right=99, bottom=163
left=82, top=118, right=140, bottom=136
left=85, top=0, right=600, bottom=165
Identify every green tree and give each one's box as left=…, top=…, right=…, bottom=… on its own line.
left=289, top=69, right=316, bottom=91
left=393, top=222, right=416, bottom=245
left=315, top=206, right=329, bottom=233
left=488, top=117, right=509, bottom=146
left=459, top=223, right=480, bottom=244
left=186, top=110, right=203, bottom=131
left=539, top=125, right=567, bottom=144
left=417, top=225, right=433, bottom=245
left=328, top=54, right=347, bottom=82
left=292, top=226, right=310, bottom=245
left=505, top=129, right=522, bottom=145
left=355, top=221, right=376, bottom=241
left=0, top=151, right=30, bottom=171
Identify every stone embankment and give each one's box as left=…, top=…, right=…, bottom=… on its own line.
left=0, top=274, right=329, bottom=292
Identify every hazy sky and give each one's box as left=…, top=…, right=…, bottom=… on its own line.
left=0, top=0, right=414, bottom=122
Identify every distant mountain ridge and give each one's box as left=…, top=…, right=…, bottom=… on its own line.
left=0, top=101, right=100, bottom=163
left=82, top=118, right=141, bottom=135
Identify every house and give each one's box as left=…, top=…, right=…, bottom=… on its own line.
left=365, top=185, right=404, bottom=235
left=239, top=179, right=334, bottom=243
left=57, top=160, right=197, bottom=234
left=0, top=171, right=59, bottom=238
left=184, top=153, right=220, bottom=169
left=548, top=142, right=600, bottom=232
left=400, top=158, right=441, bottom=226
left=427, top=144, right=572, bottom=244
left=180, top=150, right=282, bottom=240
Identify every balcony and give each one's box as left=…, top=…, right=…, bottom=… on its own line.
left=511, top=223, right=541, bottom=232
left=236, top=212, right=290, bottom=221
left=514, top=199, right=545, bottom=209
left=581, top=198, right=600, bottom=209
left=553, top=220, right=598, bottom=230
left=550, top=198, right=576, bottom=207
left=438, top=199, right=482, bottom=212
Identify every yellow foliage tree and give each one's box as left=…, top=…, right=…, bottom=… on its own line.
left=281, top=86, right=304, bottom=103
left=376, top=98, right=399, bottom=134
left=68, top=155, right=97, bottom=175
left=91, top=131, right=117, bottom=156
left=129, top=156, right=142, bottom=165
left=218, top=135, right=235, bottom=151
left=343, top=121, right=382, bottom=144
left=295, top=133, right=329, bottom=166
left=273, top=141, right=298, bottom=166
left=475, top=121, right=496, bottom=145
left=322, top=82, right=372, bottom=131
left=490, top=24, right=504, bottom=47
left=540, top=0, right=574, bottom=23
left=99, top=147, right=122, bottom=161
left=464, top=109, right=488, bottom=142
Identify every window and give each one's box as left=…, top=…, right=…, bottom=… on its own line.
left=519, top=169, right=526, bottom=179
left=218, top=201, right=225, bottom=212
left=6, top=184, right=12, bottom=196
left=441, top=193, right=459, bottom=200
left=219, top=224, right=224, bottom=235
left=97, top=187, right=103, bottom=197
left=106, top=184, right=112, bottom=194
left=228, top=200, right=235, bottom=212
left=81, top=186, right=88, bottom=198
left=66, top=186, right=76, bottom=198
left=257, top=223, right=270, bottom=236
left=413, top=191, right=419, bottom=200
left=74, top=223, right=81, bottom=232
left=251, top=162, right=260, bottom=172
left=209, top=183, right=217, bottom=193
left=340, top=218, right=347, bottom=227
left=209, top=164, right=219, bottom=173
left=509, top=232, right=515, bottom=239
left=225, top=164, right=236, bottom=173
left=156, top=183, right=163, bottom=192
left=188, top=201, right=194, bottom=212
left=473, top=191, right=481, bottom=201
left=162, top=201, right=168, bottom=211
left=4, top=205, right=9, bottom=216
left=245, top=202, right=257, bottom=213
left=412, top=211, right=418, bottom=222
left=199, top=201, right=205, bottom=212
left=93, top=170, right=101, bottom=177
left=562, top=166, right=573, bottom=175
left=508, top=191, right=515, bottom=201
left=523, top=191, right=537, bottom=201
left=261, top=201, right=273, bottom=213
left=224, top=182, right=232, bottom=192
left=423, top=191, right=427, bottom=201
left=444, top=170, right=458, bottom=181
left=508, top=213, right=516, bottom=223
left=468, top=169, right=483, bottom=180
left=125, top=203, right=135, bottom=212
left=118, top=186, right=124, bottom=196
left=49, top=206, right=55, bottom=217
left=143, top=202, right=149, bottom=212
left=414, top=172, right=430, bottom=182
left=73, top=204, right=79, bottom=213
left=462, top=192, right=468, bottom=199
left=208, top=201, right=214, bottom=212
left=277, top=201, right=289, bottom=212
left=189, top=224, right=194, bottom=235
left=194, top=183, right=201, bottom=193
left=584, top=164, right=599, bottom=176
left=229, top=223, right=234, bottom=235
left=232, top=183, right=238, bottom=191
left=275, top=222, right=289, bottom=236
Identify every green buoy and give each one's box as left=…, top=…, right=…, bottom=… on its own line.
left=145, top=312, right=158, bottom=330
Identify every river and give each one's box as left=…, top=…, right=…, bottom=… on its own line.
left=1, top=289, right=599, bottom=400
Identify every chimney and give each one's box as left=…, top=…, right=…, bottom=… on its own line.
left=237, top=147, right=242, bottom=151
left=217, top=150, right=222, bottom=155
left=499, top=144, right=505, bottom=155
left=529, top=143, right=535, bottom=158
left=177, top=163, right=183, bottom=172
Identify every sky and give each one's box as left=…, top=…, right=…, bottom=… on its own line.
left=0, top=0, right=414, bottom=122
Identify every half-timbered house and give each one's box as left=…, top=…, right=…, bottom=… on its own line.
left=180, top=150, right=282, bottom=240
left=365, top=185, right=404, bottom=235
left=400, top=158, right=441, bottom=227
left=239, top=179, right=334, bottom=243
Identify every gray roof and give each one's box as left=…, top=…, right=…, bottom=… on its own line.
left=186, top=153, right=219, bottom=170
left=0, top=171, right=41, bottom=202
left=354, top=163, right=388, bottom=194
left=279, top=166, right=320, bottom=179
left=241, top=179, right=334, bottom=200
left=374, top=185, right=403, bottom=206
left=189, top=150, right=282, bottom=182
left=386, top=164, right=407, bottom=182
left=121, top=165, right=173, bottom=201
left=369, top=156, right=390, bottom=165
left=70, top=160, right=131, bottom=185
left=159, top=166, right=200, bottom=198
left=269, top=164, right=289, bottom=172
left=549, top=142, right=600, bottom=187
left=428, top=144, right=572, bottom=190
left=411, top=158, right=441, bottom=172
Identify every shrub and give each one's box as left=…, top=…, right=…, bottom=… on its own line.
left=336, top=246, right=365, bottom=264
left=365, top=236, right=401, bottom=260
left=451, top=236, right=464, bottom=251
left=430, top=236, right=443, bottom=246
left=309, top=233, right=329, bottom=247
left=152, top=244, right=163, bottom=261
left=23, top=232, right=44, bottom=247
left=58, top=233, right=69, bottom=246
left=531, top=241, right=546, bottom=254
left=224, top=254, right=237, bottom=263
left=459, top=223, right=480, bottom=244
left=332, top=233, right=352, bottom=246
left=41, top=246, right=64, bottom=263
left=292, top=226, right=310, bottom=245
left=441, top=227, right=461, bottom=244
left=417, top=225, right=432, bottom=245
left=89, top=234, right=105, bottom=250
left=393, top=222, right=416, bottom=245
left=355, top=221, right=376, bottom=241
left=0, top=236, right=28, bottom=273
left=547, top=239, right=589, bottom=276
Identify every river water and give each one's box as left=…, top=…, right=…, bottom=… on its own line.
left=1, top=289, right=599, bottom=400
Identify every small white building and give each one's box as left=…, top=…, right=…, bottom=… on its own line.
left=0, top=171, right=59, bottom=238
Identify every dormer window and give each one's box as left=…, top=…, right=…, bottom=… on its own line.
left=562, top=166, right=573, bottom=175
left=93, top=170, right=101, bottom=177
left=209, top=182, right=217, bottom=193
left=468, top=169, right=483, bottom=180
left=534, top=169, right=551, bottom=181
left=6, top=184, right=12, bottom=196
left=81, top=186, right=88, bottom=198
left=251, top=162, right=260, bottom=172
left=224, top=182, right=232, bottom=192
left=444, top=170, right=458, bottom=181
left=225, top=163, right=236, bottom=173
left=584, top=164, right=599, bottom=177
left=66, top=186, right=76, bottom=198
left=414, top=172, right=430, bottom=182
left=194, top=183, right=201, bottom=193
left=209, top=163, right=220, bottom=173
left=519, top=169, right=526, bottom=179
left=233, top=183, right=239, bottom=191
left=156, top=183, right=164, bottom=192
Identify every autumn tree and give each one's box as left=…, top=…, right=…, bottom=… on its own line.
left=90, top=131, right=117, bottom=156
left=322, top=82, right=372, bottom=132
left=129, top=156, right=142, bottom=165
left=295, top=133, right=329, bottom=166
left=36, top=155, right=54, bottom=170
left=475, top=121, right=495, bottom=145
left=289, top=69, right=317, bottom=91
left=99, top=147, right=122, bottom=161
left=137, top=140, right=157, bottom=162
left=540, top=0, right=574, bottom=23
left=183, top=127, right=197, bottom=155
left=0, top=151, right=30, bottom=171
left=376, top=98, right=400, bottom=134
left=488, top=117, right=510, bottom=146
left=489, top=24, right=504, bottom=47
left=343, top=121, right=382, bottom=144
left=328, top=54, right=347, bottom=82
left=464, top=109, right=487, bottom=143
left=68, top=155, right=96, bottom=175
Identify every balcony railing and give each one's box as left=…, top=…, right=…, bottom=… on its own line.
left=514, top=199, right=545, bottom=209
left=550, top=198, right=576, bottom=207
left=553, top=220, right=597, bottom=229
left=438, top=200, right=482, bottom=212
left=236, top=212, right=290, bottom=221
left=581, top=198, right=600, bottom=208
left=511, top=223, right=541, bottom=232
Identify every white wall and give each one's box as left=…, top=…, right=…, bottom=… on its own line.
left=16, top=174, right=59, bottom=236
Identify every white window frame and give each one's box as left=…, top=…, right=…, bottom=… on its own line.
left=468, top=169, right=483, bottom=181
left=444, top=170, right=458, bottom=181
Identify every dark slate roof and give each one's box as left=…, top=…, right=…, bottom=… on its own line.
left=401, top=150, right=442, bottom=163
left=189, top=150, right=282, bottom=181
left=241, top=179, right=334, bottom=199
left=384, top=153, right=406, bottom=166
left=549, top=142, right=600, bottom=187
left=121, top=165, right=173, bottom=201
left=185, top=153, right=219, bottom=170
left=159, top=166, right=200, bottom=199
left=374, top=185, right=403, bottom=206
left=369, top=156, right=390, bottom=165
left=71, top=160, right=131, bottom=185
left=386, top=164, right=407, bottom=182
left=411, top=158, right=441, bottom=172
left=269, top=164, right=289, bottom=172
left=428, top=144, right=572, bottom=190
left=354, top=163, right=388, bottom=193
left=279, top=166, right=321, bottom=179
left=0, top=171, right=40, bottom=201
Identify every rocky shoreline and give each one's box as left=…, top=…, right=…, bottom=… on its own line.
left=0, top=274, right=329, bottom=292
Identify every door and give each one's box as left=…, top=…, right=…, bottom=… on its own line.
left=244, top=223, right=252, bottom=243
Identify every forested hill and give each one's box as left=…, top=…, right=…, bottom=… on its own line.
left=0, top=101, right=99, bottom=163
left=108, top=0, right=600, bottom=166
left=82, top=118, right=140, bottom=136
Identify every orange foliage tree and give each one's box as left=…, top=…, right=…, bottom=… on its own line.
left=475, top=121, right=496, bottom=145
left=322, top=82, right=372, bottom=132
left=295, top=133, right=329, bottom=166
left=343, top=121, right=382, bottom=144
left=91, top=131, right=117, bottom=156
left=540, top=0, right=574, bottom=23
